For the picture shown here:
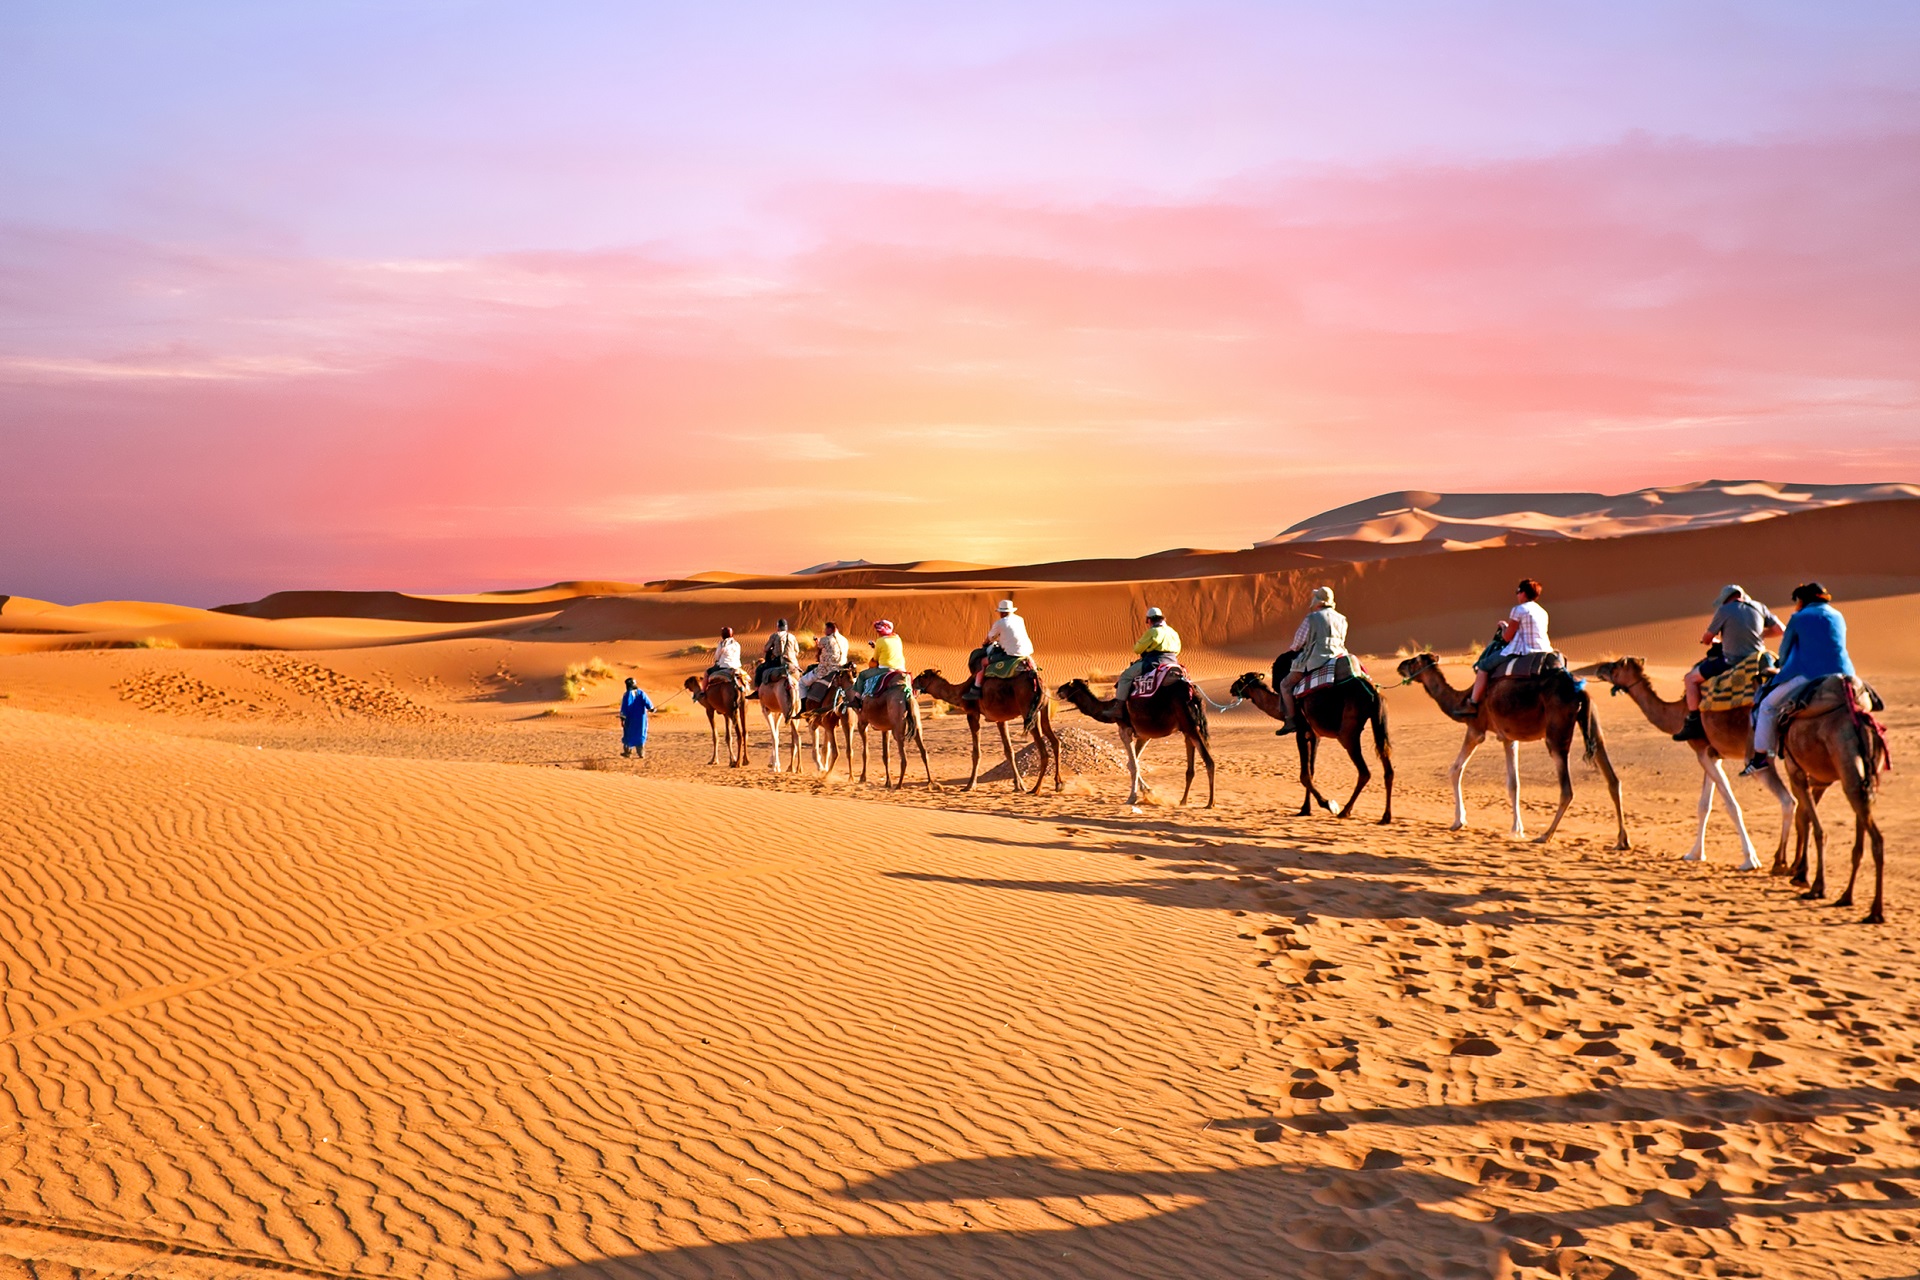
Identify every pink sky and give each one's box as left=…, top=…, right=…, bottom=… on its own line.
left=3, top=2, right=1918, bottom=603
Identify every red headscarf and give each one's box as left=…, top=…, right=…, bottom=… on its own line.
left=873, top=620, right=895, bottom=636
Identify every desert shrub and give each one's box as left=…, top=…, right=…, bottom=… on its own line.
left=560, top=656, right=616, bottom=701
left=580, top=756, right=621, bottom=771
left=667, top=642, right=713, bottom=658
left=133, top=636, right=179, bottom=650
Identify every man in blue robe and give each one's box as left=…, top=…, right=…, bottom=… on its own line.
left=620, top=678, right=655, bottom=758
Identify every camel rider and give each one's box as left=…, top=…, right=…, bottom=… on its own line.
left=965, top=600, right=1034, bottom=702
left=1466, top=578, right=1550, bottom=712
left=799, top=620, right=849, bottom=702
left=756, top=618, right=801, bottom=689
left=854, top=619, right=906, bottom=703
left=708, top=626, right=749, bottom=694
left=1277, top=586, right=1349, bottom=733
left=1674, top=585, right=1784, bottom=741
left=1115, top=607, right=1181, bottom=700
left=1745, top=582, right=1854, bottom=775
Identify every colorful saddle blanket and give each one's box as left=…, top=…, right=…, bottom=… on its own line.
left=1300, top=654, right=1370, bottom=695
left=984, top=654, right=1037, bottom=681
left=856, top=667, right=908, bottom=698
left=1131, top=661, right=1185, bottom=700
left=755, top=660, right=792, bottom=688
left=1487, top=650, right=1566, bottom=680
left=1700, top=649, right=1774, bottom=712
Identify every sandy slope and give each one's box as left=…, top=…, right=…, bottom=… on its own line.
left=1, top=637, right=1919, bottom=1278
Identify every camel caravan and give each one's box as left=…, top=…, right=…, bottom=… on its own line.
left=677, top=576, right=1894, bottom=921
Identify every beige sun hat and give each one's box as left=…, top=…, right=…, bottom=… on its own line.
left=1311, top=586, right=1335, bottom=607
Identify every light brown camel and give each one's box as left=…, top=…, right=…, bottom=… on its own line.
left=684, top=673, right=751, bottom=767
left=1396, top=653, right=1628, bottom=849
left=1592, top=657, right=1792, bottom=873
left=853, top=674, right=936, bottom=789
left=1232, top=660, right=1392, bottom=823
left=1772, top=678, right=1891, bottom=923
left=802, top=663, right=857, bottom=776
left=1055, top=675, right=1214, bottom=807
left=752, top=667, right=804, bottom=773
left=912, top=667, right=1062, bottom=794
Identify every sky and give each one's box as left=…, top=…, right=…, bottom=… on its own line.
left=3, top=1, right=1919, bottom=604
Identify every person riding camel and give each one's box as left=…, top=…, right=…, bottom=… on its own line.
left=756, top=618, right=801, bottom=689
left=1277, top=586, right=1348, bottom=733
left=1673, top=585, right=1784, bottom=742
left=799, top=620, right=849, bottom=704
left=707, top=626, right=748, bottom=694
left=1745, top=582, right=1854, bottom=775
left=965, top=600, right=1034, bottom=703
left=1465, top=578, right=1550, bottom=713
left=1115, top=607, right=1181, bottom=700
left=854, top=619, right=906, bottom=704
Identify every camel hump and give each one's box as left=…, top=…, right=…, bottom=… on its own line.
left=1784, top=675, right=1874, bottom=722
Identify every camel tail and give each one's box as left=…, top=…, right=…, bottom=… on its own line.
left=1576, top=684, right=1602, bottom=765
left=1187, top=682, right=1211, bottom=743
left=1369, top=687, right=1391, bottom=759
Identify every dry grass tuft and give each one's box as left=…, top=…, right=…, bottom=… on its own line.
left=580, top=756, right=623, bottom=771
left=133, top=636, right=180, bottom=650
left=667, top=643, right=712, bottom=659
left=1085, top=668, right=1113, bottom=684
left=561, top=656, right=617, bottom=701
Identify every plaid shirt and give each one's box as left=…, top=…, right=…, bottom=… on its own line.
left=1503, top=601, right=1552, bottom=655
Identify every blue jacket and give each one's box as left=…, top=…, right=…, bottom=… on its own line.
left=1774, top=602, right=1854, bottom=684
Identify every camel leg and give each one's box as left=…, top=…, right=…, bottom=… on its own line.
left=707, top=711, right=720, bottom=765
left=1708, top=759, right=1761, bottom=871
left=1198, top=729, right=1216, bottom=809
left=1296, top=731, right=1316, bottom=817
left=998, top=721, right=1022, bottom=792
left=1683, top=767, right=1715, bottom=862
left=1373, top=707, right=1394, bottom=826
left=763, top=706, right=782, bottom=771
left=1335, top=725, right=1372, bottom=820
left=858, top=724, right=870, bottom=784
left=1503, top=738, right=1526, bottom=839
left=914, top=712, right=936, bottom=788
left=1533, top=745, right=1574, bottom=844
left=1044, top=711, right=1063, bottom=793
left=1124, top=735, right=1144, bottom=805
left=1446, top=729, right=1486, bottom=831
left=1591, top=740, right=1630, bottom=851
left=1759, top=765, right=1795, bottom=875
left=1796, top=780, right=1828, bottom=900
left=965, top=717, right=982, bottom=791
left=1181, top=735, right=1196, bottom=807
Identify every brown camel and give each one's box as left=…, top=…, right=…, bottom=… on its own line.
left=1231, top=660, right=1392, bottom=823
left=1592, top=657, right=1792, bottom=873
left=1396, top=653, right=1628, bottom=848
left=852, top=674, right=936, bottom=789
left=1055, top=676, right=1214, bottom=807
left=1772, top=678, right=1891, bottom=923
left=801, top=663, right=857, bottom=776
left=912, top=667, right=1062, bottom=794
left=752, top=668, right=804, bottom=773
left=684, top=673, right=751, bottom=767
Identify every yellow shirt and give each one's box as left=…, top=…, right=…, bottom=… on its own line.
left=1134, top=624, right=1181, bottom=655
left=871, top=634, right=905, bottom=669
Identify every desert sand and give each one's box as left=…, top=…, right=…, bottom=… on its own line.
left=3, top=495, right=1920, bottom=1278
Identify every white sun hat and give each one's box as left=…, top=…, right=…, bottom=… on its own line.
left=997, top=599, right=1015, bottom=613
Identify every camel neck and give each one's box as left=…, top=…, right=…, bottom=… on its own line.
left=1617, top=677, right=1685, bottom=732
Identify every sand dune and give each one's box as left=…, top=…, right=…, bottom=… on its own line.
left=1261, top=479, right=1920, bottom=549
left=6, top=486, right=1920, bottom=1277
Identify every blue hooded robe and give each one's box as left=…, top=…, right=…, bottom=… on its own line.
left=620, top=687, right=654, bottom=748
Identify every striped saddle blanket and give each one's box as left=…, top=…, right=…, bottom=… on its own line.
left=1700, top=650, right=1773, bottom=713
left=1131, top=662, right=1184, bottom=700
left=1300, top=655, right=1369, bottom=695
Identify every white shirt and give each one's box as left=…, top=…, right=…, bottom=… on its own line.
left=1503, top=601, right=1552, bottom=656
left=712, top=637, right=742, bottom=669
left=815, top=630, right=849, bottom=667
left=986, top=612, right=1034, bottom=657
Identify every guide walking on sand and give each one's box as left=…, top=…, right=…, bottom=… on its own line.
left=620, top=678, right=655, bottom=758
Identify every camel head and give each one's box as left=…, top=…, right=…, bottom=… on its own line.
left=1055, top=678, right=1094, bottom=703
left=1230, top=671, right=1267, bottom=698
left=1592, top=656, right=1646, bottom=696
left=1396, top=653, right=1441, bottom=682
left=683, top=675, right=705, bottom=696
left=911, top=668, right=943, bottom=694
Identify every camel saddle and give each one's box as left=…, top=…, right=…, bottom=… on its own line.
left=1778, top=675, right=1885, bottom=724
left=1300, top=655, right=1369, bottom=695
left=704, top=667, right=748, bottom=694
left=1700, top=649, right=1774, bottom=713
left=755, top=660, right=792, bottom=688
left=862, top=668, right=908, bottom=697
left=1131, top=662, right=1185, bottom=700
left=984, top=653, right=1037, bottom=681
left=1486, top=650, right=1566, bottom=680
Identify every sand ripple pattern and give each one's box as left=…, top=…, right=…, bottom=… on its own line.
left=243, top=657, right=449, bottom=724
left=114, top=671, right=287, bottom=721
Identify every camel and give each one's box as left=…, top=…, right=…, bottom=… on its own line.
left=852, top=673, right=936, bottom=789
left=752, top=666, right=804, bottom=773
left=1231, top=661, right=1392, bottom=823
left=1056, top=674, right=1214, bottom=807
left=912, top=667, right=1061, bottom=794
left=801, top=664, right=857, bottom=776
left=1396, top=653, right=1628, bottom=849
left=684, top=673, right=751, bottom=767
left=1592, top=657, right=1791, bottom=873
left=1772, top=679, right=1891, bottom=923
